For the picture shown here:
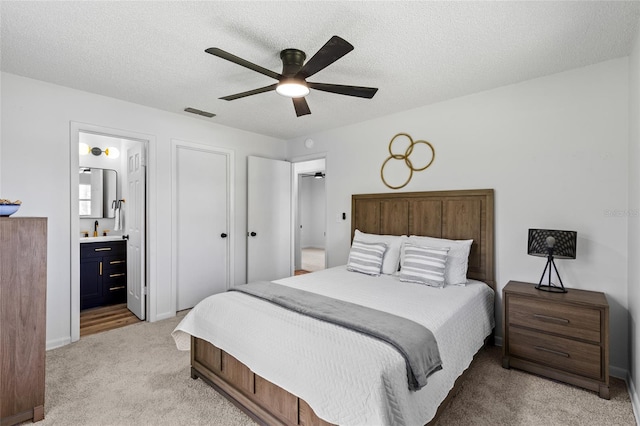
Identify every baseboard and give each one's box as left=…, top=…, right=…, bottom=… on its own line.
left=154, top=312, right=175, bottom=322
left=46, top=336, right=71, bottom=351
left=611, top=365, right=628, bottom=380
left=627, top=373, right=640, bottom=425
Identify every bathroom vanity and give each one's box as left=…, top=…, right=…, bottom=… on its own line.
left=80, top=238, right=127, bottom=310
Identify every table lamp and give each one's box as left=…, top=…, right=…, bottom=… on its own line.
left=527, top=228, right=577, bottom=293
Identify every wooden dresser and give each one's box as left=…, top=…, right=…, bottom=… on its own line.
left=0, top=217, right=48, bottom=425
left=502, top=280, right=609, bottom=398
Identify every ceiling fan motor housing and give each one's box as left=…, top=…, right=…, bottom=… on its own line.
left=280, top=49, right=306, bottom=77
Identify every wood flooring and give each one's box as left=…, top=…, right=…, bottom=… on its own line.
left=80, top=303, right=141, bottom=337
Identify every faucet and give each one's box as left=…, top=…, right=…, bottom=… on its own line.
left=93, top=220, right=99, bottom=237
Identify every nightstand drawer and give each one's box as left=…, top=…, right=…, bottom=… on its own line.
left=510, top=326, right=602, bottom=380
left=508, top=295, right=601, bottom=343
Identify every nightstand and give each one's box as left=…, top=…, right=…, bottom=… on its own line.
left=502, top=280, right=609, bottom=399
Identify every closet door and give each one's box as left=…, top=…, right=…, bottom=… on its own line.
left=173, top=142, right=233, bottom=311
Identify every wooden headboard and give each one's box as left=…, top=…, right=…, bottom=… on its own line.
left=351, top=189, right=495, bottom=290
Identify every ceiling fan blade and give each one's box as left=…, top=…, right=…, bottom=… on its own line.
left=296, top=36, right=354, bottom=79
left=220, top=84, right=278, bottom=101
left=308, top=82, right=378, bottom=99
left=205, top=48, right=282, bottom=80
left=292, top=97, right=311, bottom=117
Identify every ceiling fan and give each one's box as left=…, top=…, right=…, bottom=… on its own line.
left=205, top=36, right=378, bottom=117
left=300, top=172, right=325, bottom=179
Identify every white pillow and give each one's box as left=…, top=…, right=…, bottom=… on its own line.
left=407, top=235, right=473, bottom=286
left=347, top=240, right=387, bottom=276
left=354, top=230, right=406, bottom=275
left=399, top=243, right=449, bottom=288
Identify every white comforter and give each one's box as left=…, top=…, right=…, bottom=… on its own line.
left=172, top=266, right=494, bottom=426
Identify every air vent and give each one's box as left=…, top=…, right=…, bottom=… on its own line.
left=184, top=107, right=216, bottom=118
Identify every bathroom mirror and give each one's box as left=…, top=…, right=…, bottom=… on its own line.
left=79, top=168, right=117, bottom=218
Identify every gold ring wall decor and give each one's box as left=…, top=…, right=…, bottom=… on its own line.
left=381, top=133, right=435, bottom=189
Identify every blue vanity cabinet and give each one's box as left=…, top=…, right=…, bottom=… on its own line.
left=80, top=240, right=127, bottom=310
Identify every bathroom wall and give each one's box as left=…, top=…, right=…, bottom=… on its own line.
left=78, top=133, right=125, bottom=237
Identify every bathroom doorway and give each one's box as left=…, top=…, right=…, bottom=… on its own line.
left=70, top=123, right=150, bottom=341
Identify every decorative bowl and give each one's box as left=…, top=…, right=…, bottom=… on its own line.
left=0, top=204, right=20, bottom=217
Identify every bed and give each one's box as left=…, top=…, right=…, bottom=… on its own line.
left=172, top=189, right=495, bottom=426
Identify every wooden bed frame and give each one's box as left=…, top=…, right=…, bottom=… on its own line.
left=190, top=189, right=495, bottom=425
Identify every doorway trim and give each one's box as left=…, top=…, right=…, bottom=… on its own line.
left=70, top=122, right=156, bottom=342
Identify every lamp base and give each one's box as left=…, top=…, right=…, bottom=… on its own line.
left=536, top=256, right=568, bottom=293
left=535, top=283, right=568, bottom=293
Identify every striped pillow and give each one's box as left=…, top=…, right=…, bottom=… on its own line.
left=347, top=240, right=387, bottom=276
left=399, top=243, right=449, bottom=287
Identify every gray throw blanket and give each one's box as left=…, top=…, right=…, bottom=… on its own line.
left=229, top=281, right=442, bottom=391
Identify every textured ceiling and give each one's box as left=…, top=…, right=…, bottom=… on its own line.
left=2, top=1, right=639, bottom=140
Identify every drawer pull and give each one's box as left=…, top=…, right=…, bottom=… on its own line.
left=533, top=314, right=570, bottom=324
left=94, top=247, right=112, bottom=252
left=110, top=260, right=125, bottom=265
left=109, top=273, right=126, bottom=278
left=110, top=286, right=126, bottom=291
left=534, top=346, right=570, bottom=358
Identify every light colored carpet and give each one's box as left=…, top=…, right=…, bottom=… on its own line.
left=434, top=346, right=635, bottom=426
left=41, top=315, right=636, bottom=425
left=42, top=312, right=253, bottom=425
left=301, top=247, right=325, bottom=272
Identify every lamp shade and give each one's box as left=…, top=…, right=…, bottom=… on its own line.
left=527, top=229, right=577, bottom=259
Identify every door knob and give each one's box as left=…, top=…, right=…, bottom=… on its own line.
left=220, top=233, right=228, bottom=238
left=250, top=231, right=257, bottom=237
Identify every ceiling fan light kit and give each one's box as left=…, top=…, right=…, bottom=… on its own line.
left=206, top=36, right=378, bottom=117
left=276, top=79, right=309, bottom=98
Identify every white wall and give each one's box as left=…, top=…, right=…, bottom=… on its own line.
left=627, top=15, right=640, bottom=418
left=287, top=58, right=630, bottom=374
left=0, top=72, right=286, bottom=349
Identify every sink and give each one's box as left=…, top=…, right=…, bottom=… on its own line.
left=80, top=235, right=125, bottom=243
